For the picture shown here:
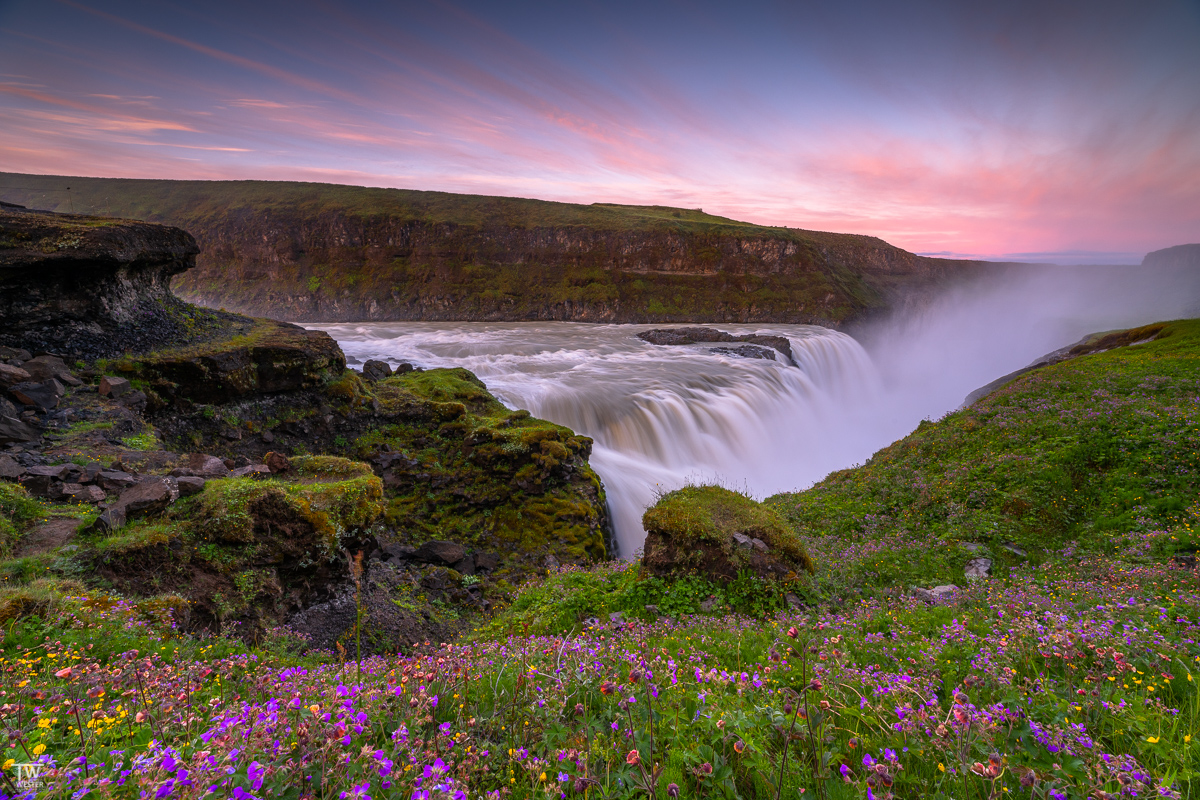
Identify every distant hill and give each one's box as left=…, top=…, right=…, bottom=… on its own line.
left=0, top=173, right=997, bottom=326
left=1143, top=243, right=1200, bottom=269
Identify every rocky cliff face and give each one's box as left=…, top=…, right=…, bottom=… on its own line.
left=0, top=208, right=204, bottom=358
left=1143, top=243, right=1200, bottom=269
left=0, top=175, right=992, bottom=327
left=174, top=212, right=984, bottom=326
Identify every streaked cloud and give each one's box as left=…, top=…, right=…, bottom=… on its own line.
left=0, top=0, right=1196, bottom=259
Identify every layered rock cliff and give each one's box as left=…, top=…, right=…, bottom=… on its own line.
left=0, top=174, right=995, bottom=327
left=0, top=207, right=203, bottom=358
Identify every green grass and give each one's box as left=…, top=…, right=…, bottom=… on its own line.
left=767, top=318, right=1200, bottom=594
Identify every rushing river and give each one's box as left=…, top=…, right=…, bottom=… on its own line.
left=311, top=264, right=1200, bottom=556
left=313, top=322, right=912, bottom=556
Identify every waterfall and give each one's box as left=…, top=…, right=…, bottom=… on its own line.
left=316, top=322, right=886, bottom=556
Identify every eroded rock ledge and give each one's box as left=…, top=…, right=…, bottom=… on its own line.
left=0, top=208, right=210, bottom=359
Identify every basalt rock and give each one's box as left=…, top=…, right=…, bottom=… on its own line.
left=0, top=208, right=203, bottom=359
left=638, top=328, right=794, bottom=360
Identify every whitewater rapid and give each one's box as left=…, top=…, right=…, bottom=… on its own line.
left=314, top=322, right=893, bottom=556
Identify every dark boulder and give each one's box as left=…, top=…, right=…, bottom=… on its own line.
left=362, top=360, right=393, bottom=381
left=176, top=476, right=207, bottom=497
left=20, top=356, right=81, bottom=387
left=10, top=378, right=65, bottom=411
left=0, top=363, right=31, bottom=388
left=637, top=327, right=794, bottom=360
left=98, top=376, right=131, bottom=398
left=414, top=540, right=466, bottom=566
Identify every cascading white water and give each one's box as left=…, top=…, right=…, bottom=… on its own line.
left=312, top=323, right=888, bottom=556
left=312, top=261, right=1200, bottom=558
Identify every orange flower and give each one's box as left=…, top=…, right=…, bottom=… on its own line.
left=733, top=741, right=746, bottom=754
left=55, top=667, right=73, bottom=679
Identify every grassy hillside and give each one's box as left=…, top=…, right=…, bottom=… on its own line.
left=2, top=320, right=1198, bottom=798
left=0, top=173, right=863, bottom=239
left=767, top=319, right=1200, bottom=593
left=0, top=173, right=986, bottom=325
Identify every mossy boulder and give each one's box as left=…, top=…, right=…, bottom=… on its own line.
left=85, top=459, right=384, bottom=634
left=642, top=485, right=814, bottom=583
left=106, top=317, right=344, bottom=407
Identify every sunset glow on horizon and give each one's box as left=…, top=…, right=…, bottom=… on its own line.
left=2, top=0, right=1198, bottom=262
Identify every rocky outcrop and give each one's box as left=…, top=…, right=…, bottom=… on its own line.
left=1142, top=243, right=1200, bottom=269
left=638, top=327, right=795, bottom=360
left=0, top=174, right=996, bottom=327
left=108, top=317, right=346, bottom=407
left=0, top=208, right=208, bottom=359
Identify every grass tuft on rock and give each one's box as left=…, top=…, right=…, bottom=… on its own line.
left=644, top=484, right=814, bottom=572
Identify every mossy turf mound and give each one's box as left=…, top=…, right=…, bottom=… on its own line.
left=641, top=485, right=814, bottom=582
left=84, top=461, right=383, bottom=633
left=768, top=318, right=1200, bottom=593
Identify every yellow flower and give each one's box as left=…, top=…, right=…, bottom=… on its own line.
left=1186, top=735, right=1192, bottom=743
left=2, top=759, right=13, bottom=771
left=938, top=763, right=946, bottom=773
left=32, top=744, right=46, bottom=755
left=1147, top=736, right=1160, bottom=743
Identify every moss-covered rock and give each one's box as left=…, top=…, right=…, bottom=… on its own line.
left=83, top=464, right=384, bottom=635
left=641, top=485, right=814, bottom=583
left=104, top=316, right=345, bottom=407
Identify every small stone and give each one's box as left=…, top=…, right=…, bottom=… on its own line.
left=24, top=464, right=69, bottom=480
left=0, top=454, right=25, bottom=479
left=453, top=555, right=476, bottom=575
left=964, top=558, right=992, bottom=579
left=382, top=543, right=417, bottom=561
left=750, top=537, right=769, bottom=552
left=264, top=451, right=291, bottom=474
left=20, top=473, right=60, bottom=497
left=930, top=585, right=960, bottom=603
left=413, top=540, right=466, bottom=566
left=98, top=376, right=132, bottom=398
left=644, top=604, right=660, bottom=616
left=961, top=542, right=984, bottom=554
left=543, top=554, right=561, bottom=570
left=187, top=454, right=230, bottom=478
left=362, top=360, right=393, bottom=381
left=732, top=532, right=753, bottom=549
left=96, top=470, right=138, bottom=491
left=785, top=592, right=803, bottom=610
left=115, top=478, right=173, bottom=518
left=62, top=484, right=106, bottom=504
left=117, top=390, right=147, bottom=413
left=473, top=552, right=500, bottom=572
left=699, top=598, right=717, bottom=612
left=1000, top=543, right=1027, bottom=558
left=0, top=346, right=32, bottom=362
left=395, top=363, right=415, bottom=374
left=10, top=379, right=65, bottom=411
left=176, top=476, right=206, bottom=497
left=91, top=505, right=126, bottom=533
left=0, top=363, right=31, bottom=388
left=229, top=464, right=271, bottom=479
left=21, top=356, right=81, bottom=387
left=260, top=430, right=275, bottom=443
left=0, top=415, right=40, bottom=445
left=608, top=611, right=625, bottom=625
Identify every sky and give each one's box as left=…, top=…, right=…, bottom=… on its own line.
left=1, top=0, right=1198, bottom=263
